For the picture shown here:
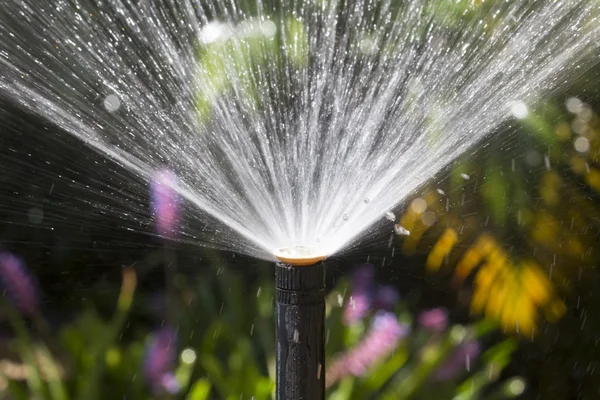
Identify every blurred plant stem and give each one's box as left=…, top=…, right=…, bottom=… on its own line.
left=78, top=266, right=137, bottom=400
left=2, top=301, right=67, bottom=400
left=164, top=246, right=178, bottom=323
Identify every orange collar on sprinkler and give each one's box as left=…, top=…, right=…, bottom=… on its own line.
left=273, top=246, right=327, bottom=266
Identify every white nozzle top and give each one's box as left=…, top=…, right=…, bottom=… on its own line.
left=273, top=246, right=327, bottom=266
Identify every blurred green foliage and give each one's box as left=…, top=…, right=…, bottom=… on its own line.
left=0, top=260, right=524, bottom=400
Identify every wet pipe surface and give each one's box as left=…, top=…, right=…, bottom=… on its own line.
left=275, top=262, right=326, bottom=400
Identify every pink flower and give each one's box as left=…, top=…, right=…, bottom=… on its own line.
left=418, top=308, right=449, bottom=332
left=327, top=312, right=409, bottom=386
left=343, top=290, right=372, bottom=325
left=150, top=170, right=180, bottom=238
left=143, top=327, right=180, bottom=394
left=0, top=252, right=39, bottom=315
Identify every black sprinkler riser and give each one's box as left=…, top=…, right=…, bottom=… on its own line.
left=275, top=262, right=326, bottom=400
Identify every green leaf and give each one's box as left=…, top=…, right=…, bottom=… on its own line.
left=357, top=346, right=409, bottom=395
left=482, top=338, right=519, bottom=369
left=200, top=354, right=229, bottom=397
left=253, top=377, right=275, bottom=400
left=343, top=321, right=366, bottom=348
left=6, top=381, right=29, bottom=400
left=329, top=377, right=355, bottom=400
left=187, top=378, right=212, bottom=400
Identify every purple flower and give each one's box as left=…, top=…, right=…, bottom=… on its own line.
left=327, top=311, right=409, bottom=386
left=343, top=264, right=375, bottom=325
left=351, top=264, right=375, bottom=293
left=143, top=327, right=180, bottom=395
left=373, top=285, right=400, bottom=311
left=343, top=264, right=399, bottom=325
left=432, top=340, right=481, bottom=381
left=0, top=252, right=39, bottom=315
left=150, top=170, right=180, bottom=238
left=418, top=308, right=449, bottom=332
left=160, top=373, right=180, bottom=394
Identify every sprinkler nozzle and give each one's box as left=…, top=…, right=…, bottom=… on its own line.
left=274, top=246, right=327, bottom=266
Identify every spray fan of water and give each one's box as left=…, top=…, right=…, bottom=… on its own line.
left=0, top=1, right=599, bottom=262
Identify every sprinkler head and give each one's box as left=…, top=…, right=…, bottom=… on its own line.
left=274, top=246, right=327, bottom=266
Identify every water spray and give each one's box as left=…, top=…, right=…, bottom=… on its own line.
left=274, top=246, right=327, bottom=400
left=2, top=0, right=600, bottom=397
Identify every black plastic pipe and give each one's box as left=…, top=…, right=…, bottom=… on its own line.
left=275, top=262, right=326, bottom=400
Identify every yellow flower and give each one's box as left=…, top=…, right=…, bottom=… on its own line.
left=426, top=228, right=458, bottom=272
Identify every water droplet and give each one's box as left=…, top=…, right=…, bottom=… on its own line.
left=394, top=224, right=410, bottom=236
left=181, top=348, right=196, bottom=364
left=508, top=378, right=526, bottom=395
left=566, top=97, right=583, bottom=114
left=385, top=211, right=395, bottom=221
left=460, top=173, right=470, bottom=181
left=358, top=37, right=377, bottom=55
left=363, top=198, right=370, bottom=204
left=342, top=213, right=349, bottom=221
left=574, top=136, right=590, bottom=153
left=436, top=188, right=445, bottom=195
left=579, top=105, right=593, bottom=122
left=293, top=329, right=299, bottom=343
left=510, top=100, right=528, bottom=119
left=421, top=212, right=436, bottom=227
left=411, top=197, right=428, bottom=213
left=103, top=94, right=121, bottom=112
left=260, top=20, right=277, bottom=38
left=199, top=21, right=233, bottom=44
left=544, top=154, right=551, bottom=170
